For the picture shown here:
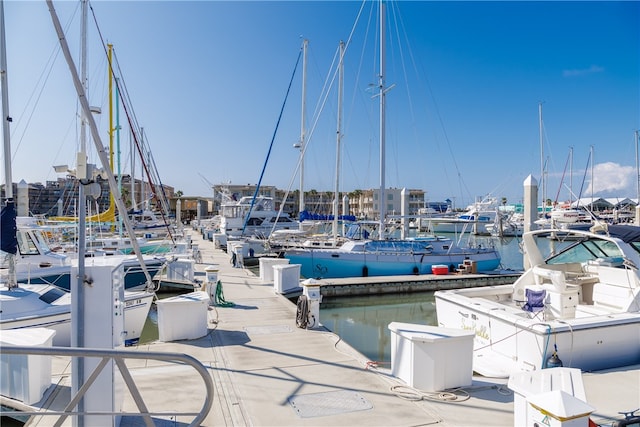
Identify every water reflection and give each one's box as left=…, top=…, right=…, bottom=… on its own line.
left=319, top=234, right=572, bottom=363
left=321, top=293, right=437, bottom=364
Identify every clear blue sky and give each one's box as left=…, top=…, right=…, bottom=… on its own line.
left=3, top=1, right=639, bottom=209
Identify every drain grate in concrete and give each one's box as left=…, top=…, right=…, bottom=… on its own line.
left=288, top=390, right=373, bottom=418
left=243, top=325, right=292, bottom=335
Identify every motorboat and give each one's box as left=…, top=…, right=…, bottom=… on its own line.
left=0, top=281, right=154, bottom=346
left=7, top=224, right=166, bottom=290
left=485, top=211, right=524, bottom=237
left=434, top=224, right=640, bottom=377
left=219, top=195, right=298, bottom=238
left=424, top=197, right=500, bottom=235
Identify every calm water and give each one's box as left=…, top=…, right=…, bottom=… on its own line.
left=141, top=235, right=564, bottom=359
left=319, top=235, right=568, bottom=364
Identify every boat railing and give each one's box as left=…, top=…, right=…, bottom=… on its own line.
left=0, top=345, right=213, bottom=426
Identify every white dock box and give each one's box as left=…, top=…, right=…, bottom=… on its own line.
left=167, top=258, right=195, bottom=282
left=273, top=264, right=301, bottom=294
left=212, top=233, right=227, bottom=249
left=0, top=328, right=56, bottom=404
left=388, top=322, right=474, bottom=392
left=259, top=257, right=290, bottom=282
left=508, top=367, right=590, bottom=427
left=156, top=291, right=209, bottom=341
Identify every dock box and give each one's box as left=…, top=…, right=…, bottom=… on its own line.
left=388, top=322, right=474, bottom=392
left=273, top=264, right=301, bottom=294
left=259, top=257, right=290, bottom=282
left=156, top=291, right=209, bottom=341
left=0, top=328, right=56, bottom=404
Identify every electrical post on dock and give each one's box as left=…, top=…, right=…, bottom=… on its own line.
left=204, top=265, right=219, bottom=305
left=299, top=279, right=322, bottom=329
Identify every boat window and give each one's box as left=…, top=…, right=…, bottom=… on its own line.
left=546, top=238, right=623, bottom=265
left=39, top=287, right=67, bottom=304
left=630, top=242, right=640, bottom=254
left=17, top=231, right=40, bottom=255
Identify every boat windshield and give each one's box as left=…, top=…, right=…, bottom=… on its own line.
left=546, top=238, right=623, bottom=265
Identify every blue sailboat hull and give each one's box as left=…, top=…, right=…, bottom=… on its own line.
left=286, top=247, right=501, bottom=279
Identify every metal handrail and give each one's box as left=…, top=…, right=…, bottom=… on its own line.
left=0, top=345, right=214, bottom=426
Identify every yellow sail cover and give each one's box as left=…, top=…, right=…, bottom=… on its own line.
left=50, top=195, right=116, bottom=223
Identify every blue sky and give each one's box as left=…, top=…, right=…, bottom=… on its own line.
left=3, top=1, right=639, bottom=208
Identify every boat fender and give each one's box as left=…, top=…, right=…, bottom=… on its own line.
left=362, top=265, right=369, bottom=277
left=545, top=351, right=563, bottom=369
left=412, top=266, right=419, bottom=275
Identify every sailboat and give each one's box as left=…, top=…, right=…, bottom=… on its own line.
left=284, top=1, right=501, bottom=279
left=0, top=0, right=153, bottom=346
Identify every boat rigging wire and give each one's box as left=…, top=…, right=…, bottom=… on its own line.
left=88, top=3, right=175, bottom=242
left=242, top=48, right=302, bottom=235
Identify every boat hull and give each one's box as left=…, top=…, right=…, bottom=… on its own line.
left=286, top=249, right=501, bottom=279
left=429, top=220, right=493, bottom=234
left=435, top=285, right=640, bottom=377
left=1, top=284, right=154, bottom=346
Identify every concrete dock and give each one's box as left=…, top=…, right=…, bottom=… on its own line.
left=4, top=228, right=640, bottom=426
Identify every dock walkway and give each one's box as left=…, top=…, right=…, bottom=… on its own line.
left=129, top=230, right=519, bottom=426
left=14, top=228, right=640, bottom=426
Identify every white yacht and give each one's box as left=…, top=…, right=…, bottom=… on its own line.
left=435, top=224, right=640, bottom=377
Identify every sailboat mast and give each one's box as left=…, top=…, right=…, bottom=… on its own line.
left=46, top=0, right=152, bottom=282
left=569, top=146, right=573, bottom=204
left=298, top=39, right=307, bottom=221
left=1, top=0, right=11, bottom=201
left=130, top=128, right=136, bottom=210
left=108, top=44, right=114, bottom=173
left=538, top=102, right=545, bottom=213
left=634, top=130, right=640, bottom=225
left=590, top=145, right=594, bottom=205
left=1, top=0, right=17, bottom=289
left=636, top=130, right=640, bottom=201
left=333, top=40, right=345, bottom=240
left=378, top=0, right=386, bottom=239
left=141, top=127, right=146, bottom=209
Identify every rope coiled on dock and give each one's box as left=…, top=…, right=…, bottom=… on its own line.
left=215, top=280, right=234, bottom=307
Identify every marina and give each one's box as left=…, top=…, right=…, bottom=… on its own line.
left=1, top=1, right=639, bottom=426
left=2, top=229, right=639, bottom=426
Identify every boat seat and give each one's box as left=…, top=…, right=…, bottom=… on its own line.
left=575, top=304, right=616, bottom=318
left=591, top=282, right=633, bottom=312
left=532, top=265, right=567, bottom=292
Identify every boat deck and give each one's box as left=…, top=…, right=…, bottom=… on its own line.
left=6, top=229, right=640, bottom=426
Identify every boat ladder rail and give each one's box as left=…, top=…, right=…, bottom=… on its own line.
left=0, top=345, right=213, bottom=426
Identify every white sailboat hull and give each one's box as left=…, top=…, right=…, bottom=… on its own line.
left=0, top=283, right=154, bottom=346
